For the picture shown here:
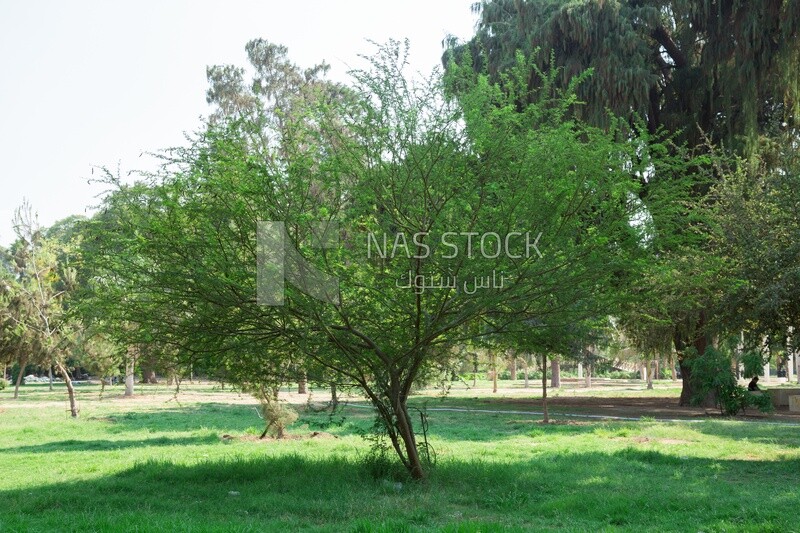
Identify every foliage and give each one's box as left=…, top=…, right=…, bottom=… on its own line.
left=713, top=140, right=800, bottom=340
left=686, top=347, right=773, bottom=416
left=452, top=0, right=800, bottom=149
left=83, top=41, right=651, bottom=478
left=451, top=0, right=800, bottom=407
left=0, top=377, right=7, bottom=390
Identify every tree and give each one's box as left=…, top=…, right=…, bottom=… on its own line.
left=713, top=138, right=800, bottom=348
left=7, top=203, right=79, bottom=415
left=85, top=42, right=649, bottom=479
left=451, top=0, right=800, bottom=404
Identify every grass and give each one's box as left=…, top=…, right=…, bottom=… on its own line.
left=1, top=382, right=799, bottom=532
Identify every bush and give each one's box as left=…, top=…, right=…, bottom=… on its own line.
left=686, top=347, right=774, bottom=416
left=0, top=378, right=7, bottom=391
left=257, top=398, right=298, bottom=439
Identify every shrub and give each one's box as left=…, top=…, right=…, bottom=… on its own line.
left=686, top=347, right=774, bottom=416
left=0, top=378, right=7, bottom=391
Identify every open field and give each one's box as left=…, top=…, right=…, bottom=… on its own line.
left=2, top=382, right=800, bottom=532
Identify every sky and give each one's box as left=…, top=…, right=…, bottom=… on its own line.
left=0, top=0, right=479, bottom=246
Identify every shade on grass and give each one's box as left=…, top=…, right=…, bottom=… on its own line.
left=1, top=384, right=798, bottom=531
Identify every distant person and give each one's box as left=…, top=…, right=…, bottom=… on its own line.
left=748, top=376, right=761, bottom=391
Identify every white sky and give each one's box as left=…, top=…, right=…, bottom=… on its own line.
left=0, top=0, right=478, bottom=246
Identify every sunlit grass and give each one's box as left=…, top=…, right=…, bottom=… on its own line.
left=1, top=383, right=799, bottom=531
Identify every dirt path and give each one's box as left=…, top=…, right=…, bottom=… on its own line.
left=474, top=396, right=800, bottom=423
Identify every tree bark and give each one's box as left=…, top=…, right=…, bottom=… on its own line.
left=140, top=366, right=157, bottom=384
left=523, top=357, right=529, bottom=388
left=585, top=364, right=592, bottom=388
left=13, top=356, right=27, bottom=399
left=676, top=316, right=714, bottom=406
left=491, top=352, right=498, bottom=393
left=330, top=382, right=339, bottom=409
left=394, top=400, right=425, bottom=480
left=55, top=361, right=78, bottom=417
left=297, top=371, right=307, bottom=394
left=550, top=358, right=561, bottom=388
left=510, top=356, right=517, bottom=381
left=541, top=353, right=549, bottom=423
left=646, top=360, right=654, bottom=390
left=124, top=358, right=135, bottom=397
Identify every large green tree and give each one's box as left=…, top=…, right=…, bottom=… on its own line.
left=452, top=0, right=800, bottom=403
left=84, top=42, right=649, bottom=478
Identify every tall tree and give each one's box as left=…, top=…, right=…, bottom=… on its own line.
left=451, top=0, right=800, bottom=404
left=8, top=204, right=79, bottom=415
left=85, top=42, right=647, bottom=478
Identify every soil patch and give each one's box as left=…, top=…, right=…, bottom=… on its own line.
left=482, top=396, right=800, bottom=422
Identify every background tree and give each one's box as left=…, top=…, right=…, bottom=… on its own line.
left=8, top=203, right=79, bottom=415
left=449, top=0, right=800, bottom=404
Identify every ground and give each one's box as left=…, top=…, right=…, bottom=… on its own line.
left=1, top=379, right=799, bottom=532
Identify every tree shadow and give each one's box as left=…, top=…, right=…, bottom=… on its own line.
left=0, top=449, right=797, bottom=531
left=100, top=402, right=261, bottom=434
left=0, top=434, right=220, bottom=454
left=688, top=420, right=800, bottom=449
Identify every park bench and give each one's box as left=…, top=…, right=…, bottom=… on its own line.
left=766, top=388, right=800, bottom=411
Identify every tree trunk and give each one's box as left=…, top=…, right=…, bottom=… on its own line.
left=330, top=382, right=339, bottom=409
left=141, top=366, right=157, bottom=384
left=676, top=320, right=714, bottom=406
left=646, top=360, right=654, bottom=390
left=48, top=365, right=53, bottom=392
left=523, top=357, right=529, bottom=388
left=491, top=352, right=498, bottom=393
left=394, top=401, right=425, bottom=480
left=298, top=372, right=307, bottom=394
left=472, top=354, right=478, bottom=387
left=585, top=364, right=592, bottom=388
left=510, top=357, right=517, bottom=381
left=670, top=354, right=678, bottom=381
left=541, top=353, right=549, bottom=423
left=55, top=362, right=78, bottom=417
left=550, top=358, right=561, bottom=388
left=13, top=356, right=27, bottom=399
left=124, top=358, right=135, bottom=397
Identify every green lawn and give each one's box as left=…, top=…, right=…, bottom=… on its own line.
left=1, top=383, right=799, bottom=532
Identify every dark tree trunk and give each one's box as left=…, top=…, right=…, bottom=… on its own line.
left=13, top=356, right=27, bottom=399
left=541, top=353, right=549, bottom=423
left=550, top=358, right=560, bottom=388
left=56, top=362, right=79, bottom=417
left=140, top=366, right=157, bottom=384
left=523, top=357, right=529, bottom=388
left=330, top=382, right=339, bottom=409
left=394, top=400, right=425, bottom=480
left=675, top=313, right=715, bottom=407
